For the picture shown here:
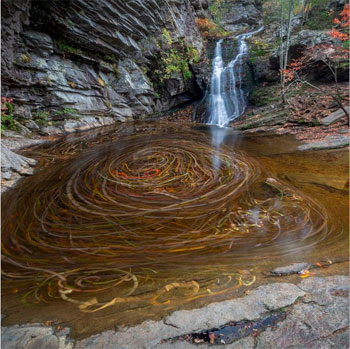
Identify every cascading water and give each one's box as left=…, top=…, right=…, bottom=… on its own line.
left=208, top=27, right=264, bottom=127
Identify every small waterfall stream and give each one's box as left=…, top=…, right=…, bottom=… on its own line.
left=208, top=27, right=264, bottom=127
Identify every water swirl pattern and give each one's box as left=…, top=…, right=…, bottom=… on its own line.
left=2, top=123, right=331, bottom=313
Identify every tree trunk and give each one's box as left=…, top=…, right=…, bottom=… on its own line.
left=301, top=0, right=310, bottom=28
left=280, top=0, right=286, bottom=103
left=283, top=0, right=294, bottom=72
left=280, top=0, right=294, bottom=104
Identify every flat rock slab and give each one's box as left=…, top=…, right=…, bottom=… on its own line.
left=320, top=107, right=349, bottom=126
left=297, top=135, right=349, bottom=151
left=163, top=282, right=304, bottom=333
left=2, top=275, right=349, bottom=349
left=1, top=134, right=48, bottom=151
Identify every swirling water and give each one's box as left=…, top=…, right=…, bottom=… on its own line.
left=208, top=27, right=264, bottom=126
left=1, top=122, right=348, bottom=338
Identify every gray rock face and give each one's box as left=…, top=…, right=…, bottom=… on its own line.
left=1, top=0, right=205, bottom=129
left=220, top=0, right=263, bottom=32
left=1, top=143, right=37, bottom=192
left=250, top=56, right=279, bottom=82
left=289, top=29, right=336, bottom=50
left=21, top=31, right=54, bottom=57
left=1, top=0, right=31, bottom=84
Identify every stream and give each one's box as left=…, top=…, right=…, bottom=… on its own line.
left=1, top=122, right=348, bottom=339
left=208, top=27, right=263, bottom=126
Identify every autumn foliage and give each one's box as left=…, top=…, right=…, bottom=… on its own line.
left=328, top=4, right=349, bottom=41
left=195, top=18, right=227, bottom=39
left=282, top=4, right=349, bottom=84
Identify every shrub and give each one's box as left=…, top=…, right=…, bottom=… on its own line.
left=33, top=110, right=50, bottom=126
left=55, top=107, right=80, bottom=119
left=55, top=39, right=82, bottom=54
left=162, top=29, right=173, bottom=45
left=249, top=39, right=270, bottom=57
left=20, top=53, right=31, bottom=63
left=195, top=18, right=229, bottom=39
left=153, top=41, right=200, bottom=83
left=1, top=97, right=15, bottom=134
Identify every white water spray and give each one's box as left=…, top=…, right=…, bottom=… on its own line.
left=208, top=27, right=264, bottom=127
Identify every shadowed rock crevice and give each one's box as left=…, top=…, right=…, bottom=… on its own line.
left=166, top=312, right=287, bottom=345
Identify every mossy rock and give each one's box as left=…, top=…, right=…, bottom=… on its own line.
left=249, top=85, right=280, bottom=107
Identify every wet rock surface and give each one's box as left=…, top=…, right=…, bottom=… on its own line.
left=176, top=312, right=287, bottom=345
left=2, top=275, right=348, bottom=348
left=271, top=263, right=310, bottom=276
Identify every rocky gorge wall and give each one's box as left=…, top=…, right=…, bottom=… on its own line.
left=1, top=0, right=266, bottom=192
left=1, top=0, right=209, bottom=135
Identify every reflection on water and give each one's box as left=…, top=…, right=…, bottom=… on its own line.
left=1, top=122, right=348, bottom=338
left=209, top=125, right=228, bottom=169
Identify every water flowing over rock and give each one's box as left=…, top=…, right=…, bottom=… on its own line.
left=207, top=28, right=264, bottom=126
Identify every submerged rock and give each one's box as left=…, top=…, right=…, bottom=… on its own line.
left=271, top=263, right=310, bottom=276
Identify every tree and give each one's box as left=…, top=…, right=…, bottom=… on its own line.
left=300, top=0, right=311, bottom=27
left=282, top=4, right=349, bottom=119
left=279, top=0, right=295, bottom=103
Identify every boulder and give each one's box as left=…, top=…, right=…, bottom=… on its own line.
left=250, top=56, right=279, bottom=82
left=320, top=107, right=349, bottom=126
left=220, top=0, right=263, bottom=32
left=270, top=30, right=337, bottom=70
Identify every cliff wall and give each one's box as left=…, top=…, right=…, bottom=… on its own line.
left=1, top=0, right=207, bottom=135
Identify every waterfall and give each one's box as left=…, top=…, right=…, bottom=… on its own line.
left=208, top=27, right=264, bottom=127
